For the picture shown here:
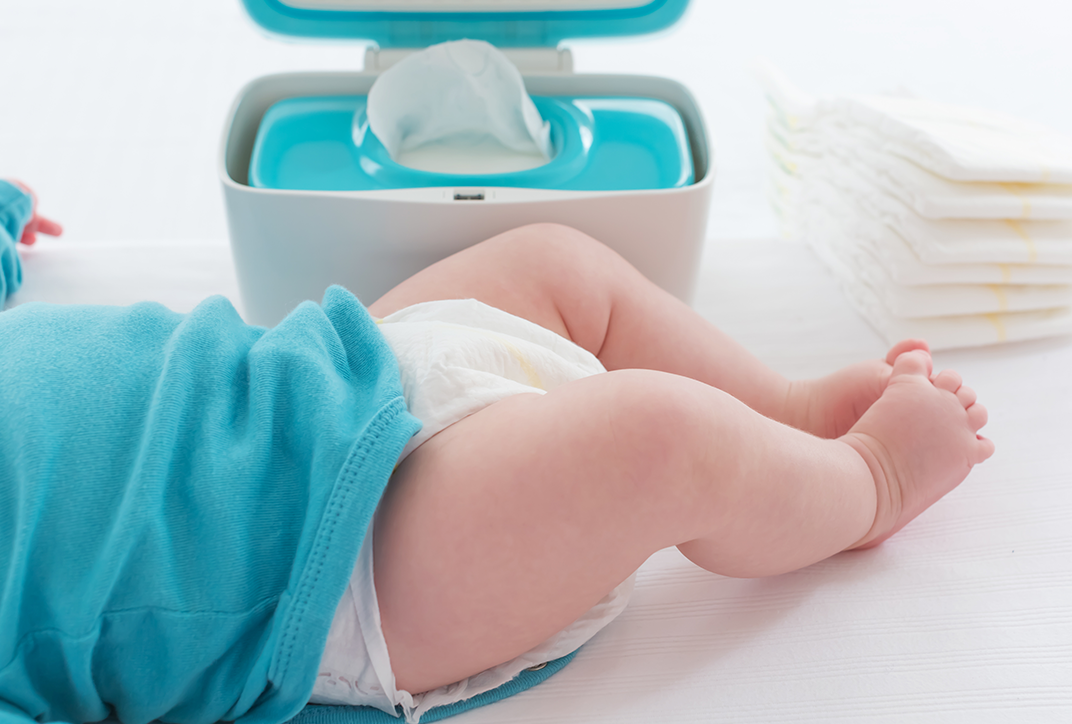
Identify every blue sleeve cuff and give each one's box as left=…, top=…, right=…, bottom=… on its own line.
left=0, top=700, right=40, bottom=724
left=0, top=181, right=32, bottom=243
left=0, top=180, right=31, bottom=304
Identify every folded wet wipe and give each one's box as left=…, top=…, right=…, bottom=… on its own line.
left=366, top=39, right=551, bottom=174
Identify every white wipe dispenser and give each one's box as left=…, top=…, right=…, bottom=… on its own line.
left=221, top=0, right=713, bottom=326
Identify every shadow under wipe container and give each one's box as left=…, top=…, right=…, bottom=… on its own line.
left=221, top=0, right=713, bottom=326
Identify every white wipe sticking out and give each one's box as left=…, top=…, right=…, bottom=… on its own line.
left=365, top=39, right=552, bottom=174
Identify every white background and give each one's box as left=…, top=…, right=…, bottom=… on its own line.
left=2, top=0, right=1072, bottom=243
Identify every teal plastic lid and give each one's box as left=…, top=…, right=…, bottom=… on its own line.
left=240, top=0, right=690, bottom=47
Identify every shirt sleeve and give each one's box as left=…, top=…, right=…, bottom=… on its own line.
left=0, top=180, right=32, bottom=305
left=0, top=700, right=46, bottom=724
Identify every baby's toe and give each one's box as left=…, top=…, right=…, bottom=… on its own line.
left=967, top=401, right=989, bottom=432
left=975, top=435, right=996, bottom=463
left=957, top=385, right=977, bottom=409
left=885, top=338, right=930, bottom=365
left=932, top=369, right=962, bottom=394
left=891, top=349, right=933, bottom=379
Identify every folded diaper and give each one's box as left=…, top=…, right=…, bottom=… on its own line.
left=835, top=95, right=1072, bottom=184
left=834, top=142, right=1072, bottom=220
left=762, top=66, right=1072, bottom=184
left=805, top=173, right=1072, bottom=266
left=807, top=231, right=1072, bottom=347
left=802, top=189, right=1072, bottom=287
left=366, top=39, right=551, bottom=174
left=759, top=62, right=1072, bottom=348
left=811, top=228, right=1072, bottom=318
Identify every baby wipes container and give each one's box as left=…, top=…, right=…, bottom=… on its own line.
left=220, top=0, right=713, bottom=326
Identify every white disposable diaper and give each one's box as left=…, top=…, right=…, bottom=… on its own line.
left=835, top=94, right=1072, bottom=185
left=758, top=61, right=1072, bottom=348
left=808, top=232, right=1072, bottom=348
left=310, top=299, right=635, bottom=724
left=833, top=142, right=1072, bottom=221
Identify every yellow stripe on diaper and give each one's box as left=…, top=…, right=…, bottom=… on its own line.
left=499, top=338, right=545, bottom=390
left=987, top=285, right=1009, bottom=311
left=1000, top=183, right=1033, bottom=219
left=1004, top=219, right=1039, bottom=263
left=465, top=327, right=546, bottom=391
left=984, top=313, right=1008, bottom=342
left=998, top=264, right=1012, bottom=284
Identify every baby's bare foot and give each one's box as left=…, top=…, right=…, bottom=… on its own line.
left=787, top=339, right=930, bottom=438
left=840, top=349, right=994, bottom=549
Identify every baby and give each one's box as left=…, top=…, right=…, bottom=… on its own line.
left=0, top=182, right=991, bottom=724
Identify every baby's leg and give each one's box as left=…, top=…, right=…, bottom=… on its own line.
left=369, top=224, right=990, bottom=695
left=370, top=223, right=796, bottom=428
left=373, top=370, right=878, bottom=695
left=374, top=354, right=992, bottom=695
left=370, top=223, right=917, bottom=437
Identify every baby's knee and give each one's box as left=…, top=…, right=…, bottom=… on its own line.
left=495, top=223, right=627, bottom=277
left=500, top=222, right=596, bottom=249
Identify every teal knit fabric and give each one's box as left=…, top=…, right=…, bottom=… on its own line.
left=0, top=180, right=30, bottom=303
left=0, top=185, right=578, bottom=724
left=0, top=287, right=421, bottom=724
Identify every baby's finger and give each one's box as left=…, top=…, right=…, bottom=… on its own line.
left=33, top=215, right=63, bottom=237
left=967, top=402, right=989, bottom=432
left=956, top=384, right=977, bottom=409
left=885, top=338, right=929, bottom=365
left=932, top=369, right=962, bottom=394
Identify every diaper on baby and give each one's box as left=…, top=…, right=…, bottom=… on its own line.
left=381, top=298, right=608, bottom=460
left=311, top=299, right=635, bottom=723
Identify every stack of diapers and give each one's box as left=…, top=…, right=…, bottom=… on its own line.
left=758, top=63, right=1072, bottom=349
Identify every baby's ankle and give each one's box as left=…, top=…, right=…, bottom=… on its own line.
left=781, top=379, right=815, bottom=433
left=839, top=432, right=897, bottom=550
left=785, top=361, right=893, bottom=440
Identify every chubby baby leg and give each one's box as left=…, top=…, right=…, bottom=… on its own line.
left=370, top=223, right=796, bottom=427
left=371, top=223, right=925, bottom=439
left=373, top=366, right=949, bottom=695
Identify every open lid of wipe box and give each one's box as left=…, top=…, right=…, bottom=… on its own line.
left=240, top=0, right=690, bottom=47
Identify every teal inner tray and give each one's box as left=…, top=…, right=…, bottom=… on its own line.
left=249, top=95, right=694, bottom=192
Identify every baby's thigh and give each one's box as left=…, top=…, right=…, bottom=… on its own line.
left=372, top=370, right=708, bottom=695
left=367, top=223, right=635, bottom=352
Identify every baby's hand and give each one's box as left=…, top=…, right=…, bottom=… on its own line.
left=10, top=181, right=63, bottom=245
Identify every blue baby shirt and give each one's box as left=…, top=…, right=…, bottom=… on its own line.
left=0, top=286, right=421, bottom=724
left=0, top=186, right=578, bottom=724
